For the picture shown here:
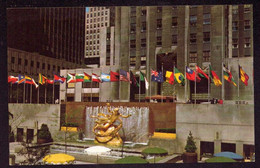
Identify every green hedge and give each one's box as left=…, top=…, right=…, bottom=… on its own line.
left=141, top=147, right=168, bottom=155
left=62, top=123, right=79, bottom=127
left=115, top=156, right=149, bottom=164
left=155, top=128, right=176, bottom=133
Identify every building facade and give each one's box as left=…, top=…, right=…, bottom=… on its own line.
left=7, top=7, right=86, bottom=103
left=68, top=5, right=253, bottom=103
left=85, top=7, right=115, bottom=68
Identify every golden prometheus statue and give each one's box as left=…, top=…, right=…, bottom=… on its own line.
left=91, top=103, right=131, bottom=146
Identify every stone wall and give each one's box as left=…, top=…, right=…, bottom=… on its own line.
left=176, top=104, right=254, bottom=157
left=8, top=104, right=60, bottom=142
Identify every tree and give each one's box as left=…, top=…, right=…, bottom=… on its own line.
left=184, top=131, right=197, bottom=153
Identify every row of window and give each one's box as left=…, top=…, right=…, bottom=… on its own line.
left=190, top=32, right=210, bottom=43
left=232, top=38, right=251, bottom=48
left=189, top=51, right=211, bottom=62
left=86, top=45, right=100, bottom=50
left=86, top=22, right=108, bottom=29
left=11, top=57, right=61, bottom=71
left=86, top=16, right=108, bottom=23
left=232, top=20, right=251, bottom=30
left=86, top=10, right=108, bottom=18
left=190, top=14, right=211, bottom=26
left=232, top=5, right=251, bottom=14
left=86, top=40, right=100, bottom=45
left=86, top=34, right=100, bottom=39
left=86, top=29, right=100, bottom=34
left=86, top=51, right=100, bottom=56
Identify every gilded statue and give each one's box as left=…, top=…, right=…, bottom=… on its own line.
left=91, top=103, right=131, bottom=146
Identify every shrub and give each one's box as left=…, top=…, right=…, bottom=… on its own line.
left=142, top=147, right=168, bottom=156
left=115, top=156, right=149, bottom=164
left=155, top=128, right=176, bottom=133
left=38, top=124, right=52, bottom=142
left=184, top=131, right=197, bottom=153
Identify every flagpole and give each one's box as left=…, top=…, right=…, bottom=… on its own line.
left=150, top=68, right=152, bottom=102
left=37, top=83, right=40, bottom=104
left=139, top=71, right=141, bottom=102
left=222, top=62, right=224, bottom=100
left=91, top=69, right=93, bottom=102
left=53, top=81, right=55, bottom=104
left=208, top=65, right=210, bottom=103
left=173, top=65, right=175, bottom=103
left=119, top=69, right=121, bottom=102
left=23, top=82, right=25, bottom=103
left=10, top=82, right=12, bottom=103
left=16, top=83, right=18, bottom=103
left=45, top=82, right=47, bottom=104
left=161, top=63, right=163, bottom=103
left=238, top=62, right=240, bottom=101
left=109, top=67, right=111, bottom=102
left=195, top=67, right=196, bottom=105
left=30, top=83, right=32, bottom=104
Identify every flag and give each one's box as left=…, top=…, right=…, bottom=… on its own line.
left=151, top=71, right=164, bottom=82
left=186, top=66, right=201, bottom=82
left=39, top=73, right=47, bottom=85
left=75, top=74, right=85, bottom=82
left=174, top=67, right=185, bottom=85
left=196, top=65, right=209, bottom=80
left=18, top=74, right=26, bottom=84
left=239, top=65, right=249, bottom=86
left=140, top=71, right=149, bottom=90
left=54, top=74, right=66, bottom=83
left=209, top=65, right=222, bottom=86
left=101, top=73, right=110, bottom=82
left=119, top=69, right=130, bottom=82
left=110, top=71, right=119, bottom=82
left=84, top=72, right=91, bottom=82
left=151, top=70, right=159, bottom=77
left=25, top=76, right=34, bottom=84
left=165, top=71, right=174, bottom=85
left=46, top=79, right=54, bottom=84
left=32, top=78, right=39, bottom=88
left=67, top=73, right=76, bottom=83
left=223, top=65, right=237, bottom=87
left=92, top=73, right=101, bottom=83
left=130, top=71, right=138, bottom=87
left=8, top=76, right=18, bottom=83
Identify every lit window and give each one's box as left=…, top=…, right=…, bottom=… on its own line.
left=190, top=15, right=197, bottom=26
left=157, top=19, right=162, bottom=29
left=203, top=13, right=211, bottom=24
left=232, top=39, right=238, bottom=48
left=232, top=5, right=238, bottom=14
left=157, top=7, right=162, bottom=13
left=244, top=38, right=250, bottom=48
left=244, top=4, right=251, bottom=13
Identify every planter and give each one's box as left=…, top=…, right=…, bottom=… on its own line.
left=152, top=132, right=176, bottom=139
left=61, top=126, right=78, bottom=132
left=37, top=138, right=48, bottom=144
left=183, top=152, right=197, bottom=163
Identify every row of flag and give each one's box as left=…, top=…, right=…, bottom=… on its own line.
left=7, top=64, right=250, bottom=89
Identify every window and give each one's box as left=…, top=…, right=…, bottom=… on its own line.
left=94, top=13, right=96, bottom=17
left=42, top=63, right=45, bottom=69
left=24, top=59, right=28, bottom=66
left=105, top=22, right=107, bottom=27
left=232, top=39, right=238, bottom=48
left=101, top=11, right=104, bottom=16
left=203, top=32, right=210, bottom=42
left=58, top=66, right=60, bottom=72
left=18, top=58, right=21, bottom=65
left=172, top=6, right=177, bottom=10
left=11, top=57, right=15, bottom=63
left=190, top=33, right=196, bottom=44
left=106, top=45, right=110, bottom=52
left=203, top=13, right=211, bottom=24
left=87, top=14, right=89, bottom=18
left=130, top=23, right=136, bottom=33
left=232, top=5, right=238, bottom=14
left=101, top=17, right=103, bottom=21
left=105, top=11, right=108, bottom=15
left=98, top=18, right=100, bottom=22
left=244, top=20, right=250, bottom=30
left=130, top=40, right=136, bottom=48
left=141, top=9, right=146, bottom=16
left=48, top=64, right=50, bottom=70
left=189, top=52, right=197, bottom=62
left=101, top=23, right=104, bottom=27
left=232, top=21, right=238, bottom=31
left=97, top=40, right=99, bottom=44
left=130, top=57, right=136, bottom=65
left=172, top=17, right=177, bottom=27
left=31, top=61, right=34, bottom=67
left=141, top=22, right=146, bottom=31
left=244, top=4, right=251, bottom=13
left=157, top=36, right=162, bottom=46
left=97, top=51, right=99, bottom=55
left=87, top=19, right=89, bottom=23
left=98, top=12, right=100, bottom=16
left=244, top=38, right=250, bottom=48
left=105, top=17, right=108, bottom=21
left=190, top=15, right=197, bottom=26
left=141, top=39, right=146, bottom=47
left=203, top=51, right=210, bottom=62
left=157, top=19, right=162, bottom=29
left=94, top=18, right=96, bottom=22
left=157, top=7, right=162, bottom=13
left=97, top=23, right=100, bottom=27
left=37, top=62, right=40, bottom=68
left=53, top=65, right=56, bottom=71
left=172, top=35, right=177, bottom=45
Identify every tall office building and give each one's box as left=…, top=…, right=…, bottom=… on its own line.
left=85, top=7, right=115, bottom=67
left=7, top=7, right=85, bottom=103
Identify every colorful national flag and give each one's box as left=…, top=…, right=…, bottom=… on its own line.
left=119, top=69, right=130, bottom=82
left=32, top=78, right=39, bottom=88
left=239, top=65, right=249, bottom=86
left=151, top=70, right=159, bottom=77
left=151, top=71, right=164, bottom=83
left=18, top=74, right=26, bottom=84
left=223, top=65, right=237, bottom=86
left=110, top=71, right=119, bottom=82
left=130, top=71, right=138, bottom=87
left=25, top=76, right=34, bottom=84
left=84, top=72, right=91, bottom=82
left=209, top=65, right=222, bottom=87
left=75, top=74, right=85, bottom=82
left=174, top=67, right=185, bottom=85
left=140, top=71, right=149, bottom=90
left=101, top=73, right=111, bottom=82
left=196, top=65, right=209, bottom=80
left=8, top=76, right=18, bottom=83
left=46, top=79, right=54, bottom=84
left=54, top=74, right=66, bottom=83
left=39, top=73, right=47, bottom=85
left=67, top=73, right=76, bottom=83
left=165, top=71, right=174, bottom=85
left=92, top=73, right=101, bottom=83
